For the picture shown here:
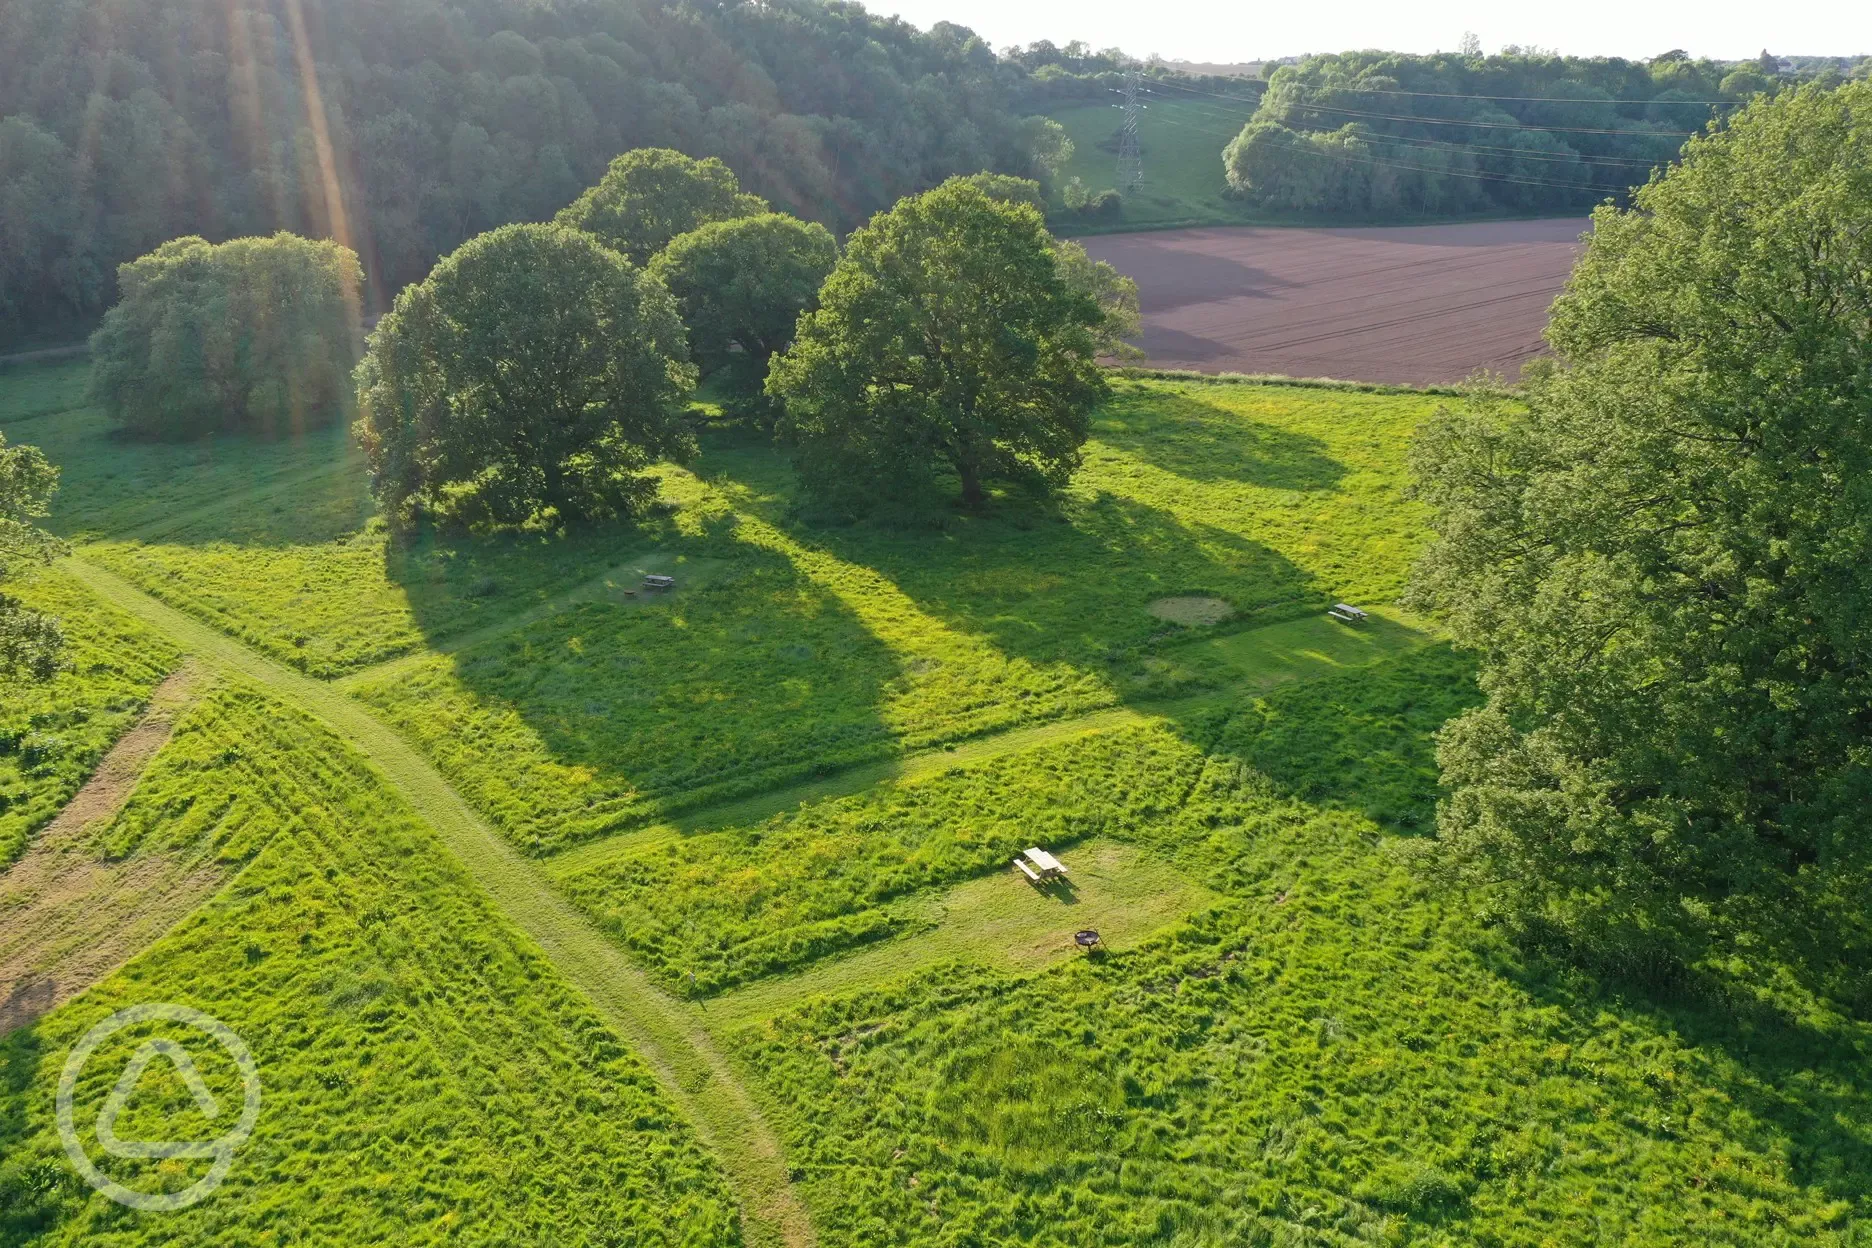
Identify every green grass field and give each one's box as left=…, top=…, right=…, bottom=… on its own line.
left=1046, top=95, right=1565, bottom=233
left=1051, top=95, right=1265, bottom=229
left=4, top=353, right=1869, bottom=1246
left=0, top=683, right=738, bottom=1244
left=0, top=569, right=179, bottom=866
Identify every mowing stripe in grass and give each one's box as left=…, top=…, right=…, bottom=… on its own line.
left=700, top=838, right=1222, bottom=1030
left=546, top=701, right=1222, bottom=879
left=62, top=556, right=816, bottom=1248
left=333, top=548, right=695, bottom=689
left=107, top=456, right=358, bottom=545
left=546, top=610, right=1433, bottom=880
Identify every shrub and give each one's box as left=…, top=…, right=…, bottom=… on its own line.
left=1086, top=188, right=1123, bottom=219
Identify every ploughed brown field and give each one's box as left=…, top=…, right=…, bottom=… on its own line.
left=1082, top=218, right=1590, bottom=386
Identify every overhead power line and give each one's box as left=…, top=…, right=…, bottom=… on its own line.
left=1327, top=85, right=1740, bottom=106
left=1111, top=69, right=1148, bottom=192
left=1143, top=94, right=1664, bottom=167
left=1146, top=113, right=1636, bottom=193
left=1150, top=77, right=1739, bottom=108
left=1144, top=80, right=1701, bottom=139
left=1270, top=135, right=1620, bottom=192
left=1268, top=101, right=1698, bottom=136
left=1377, top=133, right=1663, bottom=168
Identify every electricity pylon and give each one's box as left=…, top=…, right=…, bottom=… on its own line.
left=1112, top=69, right=1147, bottom=193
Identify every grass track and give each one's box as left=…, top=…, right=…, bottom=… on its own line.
left=60, top=556, right=815, bottom=1248
left=334, top=546, right=707, bottom=688
left=547, top=607, right=1428, bottom=879
left=702, top=838, right=1220, bottom=1029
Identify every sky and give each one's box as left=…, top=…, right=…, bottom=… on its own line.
left=873, top=0, right=1870, bottom=64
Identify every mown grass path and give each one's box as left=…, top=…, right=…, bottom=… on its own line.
left=62, top=556, right=816, bottom=1248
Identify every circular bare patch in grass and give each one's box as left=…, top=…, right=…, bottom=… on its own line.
left=1148, top=596, right=1235, bottom=627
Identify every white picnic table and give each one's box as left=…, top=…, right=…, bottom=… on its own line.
left=1013, top=846, right=1068, bottom=881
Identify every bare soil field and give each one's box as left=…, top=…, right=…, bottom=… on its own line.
left=1083, top=218, right=1590, bottom=385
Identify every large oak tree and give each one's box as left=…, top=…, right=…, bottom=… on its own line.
left=766, top=178, right=1108, bottom=510
left=1409, top=82, right=1872, bottom=983
left=88, top=233, right=364, bottom=439
left=648, top=213, right=838, bottom=414
left=354, top=223, right=695, bottom=530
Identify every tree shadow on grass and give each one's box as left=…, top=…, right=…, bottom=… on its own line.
left=0, top=1020, right=61, bottom=1237
left=769, top=487, right=1324, bottom=677
left=1205, top=644, right=1483, bottom=836
left=393, top=508, right=903, bottom=851
left=1091, top=390, right=1347, bottom=489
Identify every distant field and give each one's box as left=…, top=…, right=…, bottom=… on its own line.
left=1050, top=96, right=1266, bottom=228
left=1048, top=93, right=1552, bottom=233
left=1085, top=219, right=1590, bottom=384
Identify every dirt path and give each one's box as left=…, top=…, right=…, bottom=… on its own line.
left=62, top=557, right=815, bottom=1248
left=0, top=664, right=220, bottom=1032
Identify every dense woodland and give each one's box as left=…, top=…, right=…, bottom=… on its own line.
left=0, top=0, right=1063, bottom=343
left=1220, top=49, right=1870, bottom=216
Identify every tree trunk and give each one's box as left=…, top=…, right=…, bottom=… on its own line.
left=957, top=457, right=985, bottom=509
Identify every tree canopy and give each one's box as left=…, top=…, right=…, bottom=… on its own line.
left=556, top=149, right=768, bottom=266
left=354, top=223, right=695, bottom=530
left=1222, top=49, right=1777, bottom=216
left=88, top=233, right=364, bottom=439
left=1407, top=82, right=1872, bottom=986
left=0, top=0, right=1070, bottom=347
left=647, top=212, right=837, bottom=411
left=0, top=433, right=63, bottom=682
left=767, top=178, right=1108, bottom=511
left=954, top=172, right=1141, bottom=356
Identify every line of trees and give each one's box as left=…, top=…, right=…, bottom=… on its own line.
left=348, top=152, right=1137, bottom=530
left=0, top=0, right=1074, bottom=346
left=1220, top=49, right=1837, bottom=216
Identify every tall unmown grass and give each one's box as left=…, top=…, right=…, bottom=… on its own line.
left=342, top=380, right=1442, bottom=852
left=550, top=646, right=1474, bottom=995
left=0, top=684, right=740, bottom=1245
left=6, top=361, right=1443, bottom=857
left=0, top=568, right=179, bottom=866
left=719, top=654, right=1870, bottom=1247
